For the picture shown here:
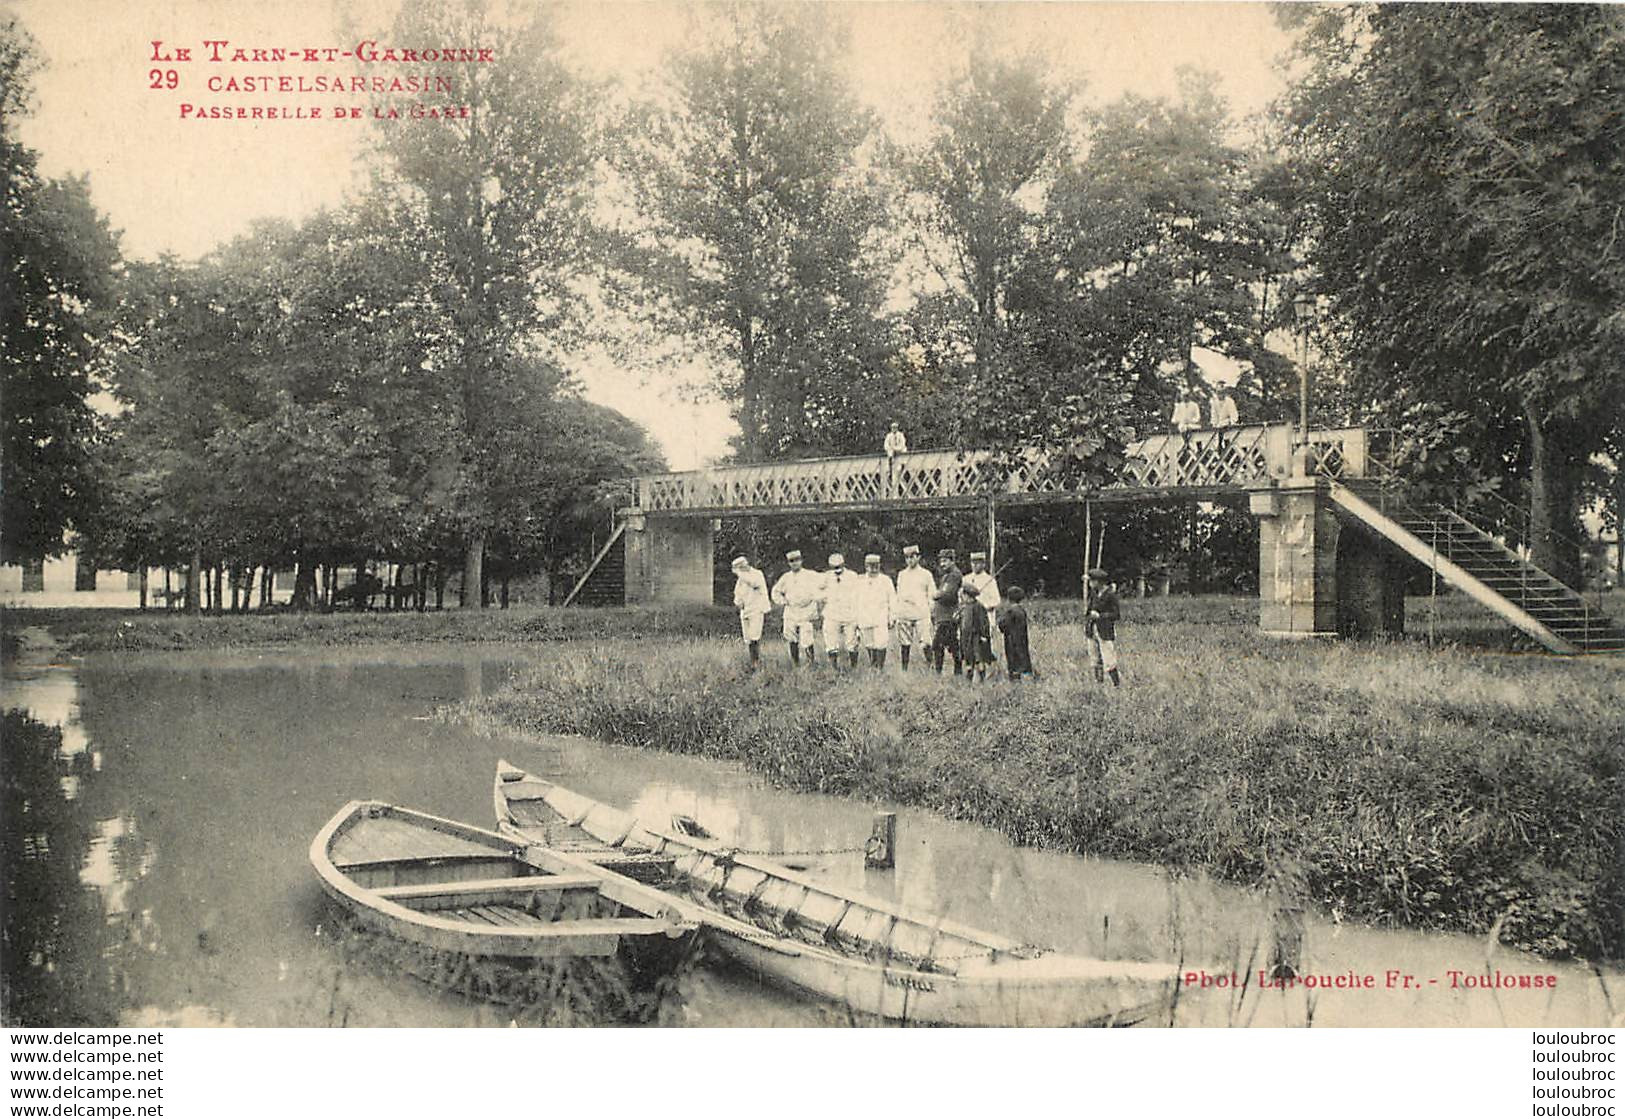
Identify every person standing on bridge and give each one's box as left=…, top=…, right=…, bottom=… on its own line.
left=1209, top=383, right=1239, bottom=428
left=855, top=554, right=897, bottom=669
left=894, top=544, right=936, bottom=670
left=820, top=553, right=862, bottom=670
left=883, top=422, right=908, bottom=496
left=930, top=549, right=963, bottom=675
left=772, top=549, right=822, bottom=668
left=884, top=422, right=908, bottom=461
left=1085, top=567, right=1122, bottom=687
left=1171, top=389, right=1203, bottom=433
left=731, top=556, right=770, bottom=671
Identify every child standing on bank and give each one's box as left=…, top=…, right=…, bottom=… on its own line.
left=997, top=585, right=1036, bottom=681
left=1085, top=567, right=1121, bottom=687
left=958, top=583, right=995, bottom=682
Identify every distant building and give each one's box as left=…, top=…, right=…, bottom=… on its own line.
left=0, top=553, right=153, bottom=608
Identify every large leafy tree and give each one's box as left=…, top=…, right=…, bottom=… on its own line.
left=1035, top=73, right=1279, bottom=431
left=372, top=0, right=603, bottom=605
left=1279, top=4, right=1625, bottom=585
left=629, top=4, right=892, bottom=460
left=1, top=20, right=120, bottom=562
left=899, top=51, right=1073, bottom=374
left=482, top=392, right=665, bottom=598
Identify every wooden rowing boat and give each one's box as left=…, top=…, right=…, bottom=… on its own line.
left=493, top=762, right=1183, bottom=1026
left=310, top=800, right=698, bottom=966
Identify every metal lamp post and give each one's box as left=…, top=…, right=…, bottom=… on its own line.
left=1293, top=292, right=1314, bottom=443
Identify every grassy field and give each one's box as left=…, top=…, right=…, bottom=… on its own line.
left=468, top=594, right=1625, bottom=962
left=1, top=602, right=738, bottom=653
left=7, top=584, right=1613, bottom=654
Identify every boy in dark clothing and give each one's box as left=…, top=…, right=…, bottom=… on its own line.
left=930, top=549, right=963, bottom=675
left=1085, top=567, right=1121, bottom=686
left=957, top=583, right=993, bottom=682
left=997, top=585, right=1036, bottom=681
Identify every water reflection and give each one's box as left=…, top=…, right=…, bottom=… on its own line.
left=2, top=708, right=146, bottom=1024
left=2, top=644, right=1619, bottom=1028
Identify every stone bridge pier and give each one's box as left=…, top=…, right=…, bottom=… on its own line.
left=621, top=513, right=716, bottom=606
left=1249, top=476, right=1406, bottom=639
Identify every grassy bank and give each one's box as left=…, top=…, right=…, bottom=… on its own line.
left=2, top=603, right=738, bottom=654
left=474, top=616, right=1625, bottom=961
left=10, top=586, right=1615, bottom=655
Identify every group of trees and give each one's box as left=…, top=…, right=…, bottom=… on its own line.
left=5, top=4, right=1621, bottom=607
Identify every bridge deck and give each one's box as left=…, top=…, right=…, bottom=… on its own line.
left=634, top=424, right=1367, bottom=517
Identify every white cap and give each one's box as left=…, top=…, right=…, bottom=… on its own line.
left=785, top=549, right=802, bottom=561
left=731, top=556, right=749, bottom=570
left=828, top=553, right=845, bottom=567
left=864, top=553, right=881, bottom=565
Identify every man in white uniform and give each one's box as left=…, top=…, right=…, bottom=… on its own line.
left=961, top=550, right=1001, bottom=633
left=854, top=553, right=897, bottom=669
left=771, top=549, right=822, bottom=667
left=883, top=422, right=908, bottom=459
left=819, top=553, right=861, bottom=670
left=731, top=556, right=770, bottom=670
left=893, top=544, right=936, bottom=670
left=1171, top=390, right=1203, bottom=432
left=1209, top=384, right=1239, bottom=428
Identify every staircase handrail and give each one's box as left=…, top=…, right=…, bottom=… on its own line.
left=1358, top=433, right=1600, bottom=574
left=1320, top=445, right=1608, bottom=645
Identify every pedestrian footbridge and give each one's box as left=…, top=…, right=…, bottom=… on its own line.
left=565, top=421, right=1620, bottom=655
left=632, top=423, right=1368, bottom=515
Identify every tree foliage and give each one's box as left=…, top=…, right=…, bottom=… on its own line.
left=1, top=19, right=120, bottom=562
left=1278, top=4, right=1625, bottom=583
left=629, top=4, right=893, bottom=459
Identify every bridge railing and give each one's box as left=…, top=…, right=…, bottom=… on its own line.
left=636, top=424, right=1365, bottom=514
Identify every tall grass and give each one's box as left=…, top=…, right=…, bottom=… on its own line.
left=477, top=619, right=1624, bottom=961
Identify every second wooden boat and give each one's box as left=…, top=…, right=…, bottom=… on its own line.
left=494, top=762, right=1184, bottom=1027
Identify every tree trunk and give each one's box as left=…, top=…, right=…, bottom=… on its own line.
left=138, top=566, right=148, bottom=612
left=461, top=532, right=486, bottom=609
left=500, top=575, right=510, bottom=609
left=1525, top=405, right=1583, bottom=589
left=163, top=567, right=173, bottom=610
left=186, top=541, right=202, bottom=615
left=1614, top=464, right=1624, bottom=588
left=292, top=557, right=317, bottom=611
left=435, top=565, right=446, bottom=610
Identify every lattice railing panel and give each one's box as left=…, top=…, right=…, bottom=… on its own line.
left=635, top=424, right=1361, bottom=514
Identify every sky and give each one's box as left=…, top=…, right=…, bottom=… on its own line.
left=10, top=0, right=1293, bottom=468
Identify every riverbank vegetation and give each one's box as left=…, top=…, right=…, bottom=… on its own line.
left=471, top=612, right=1625, bottom=962
left=2, top=602, right=736, bottom=654
left=13, top=590, right=1619, bottom=657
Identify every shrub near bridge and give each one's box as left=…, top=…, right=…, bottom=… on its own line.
left=478, top=621, right=1624, bottom=962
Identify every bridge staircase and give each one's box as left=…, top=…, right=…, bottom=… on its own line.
left=562, top=523, right=627, bottom=607
left=1324, top=470, right=1622, bottom=654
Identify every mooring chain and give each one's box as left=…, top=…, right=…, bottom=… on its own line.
left=723, top=843, right=869, bottom=858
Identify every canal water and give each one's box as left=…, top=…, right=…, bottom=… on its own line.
left=3, top=642, right=1617, bottom=1028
